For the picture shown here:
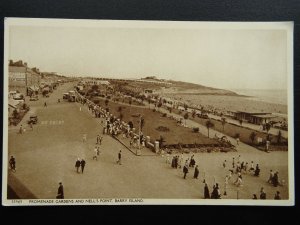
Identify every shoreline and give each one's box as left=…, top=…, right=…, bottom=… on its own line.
left=163, top=92, right=287, bottom=115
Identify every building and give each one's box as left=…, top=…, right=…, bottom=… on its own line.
left=234, top=111, right=276, bottom=125
left=9, top=60, right=41, bottom=96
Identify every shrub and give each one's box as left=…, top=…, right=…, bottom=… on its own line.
left=162, top=113, right=167, bottom=117
left=93, top=99, right=100, bottom=104
left=156, top=126, right=170, bottom=132
left=193, top=127, right=199, bottom=133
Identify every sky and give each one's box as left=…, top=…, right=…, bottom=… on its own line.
left=7, top=20, right=290, bottom=90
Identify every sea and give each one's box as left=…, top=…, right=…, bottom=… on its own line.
left=231, top=89, right=288, bottom=106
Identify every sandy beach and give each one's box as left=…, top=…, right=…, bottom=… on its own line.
left=164, top=93, right=287, bottom=116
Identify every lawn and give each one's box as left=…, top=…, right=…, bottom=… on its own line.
left=92, top=97, right=218, bottom=147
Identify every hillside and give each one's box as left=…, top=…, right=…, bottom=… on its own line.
left=163, top=80, right=239, bottom=96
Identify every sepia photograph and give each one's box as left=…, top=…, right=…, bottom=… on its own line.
left=2, top=18, right=294, bottom=205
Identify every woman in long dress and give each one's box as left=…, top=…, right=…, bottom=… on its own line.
left=204, top=183, right=210, bottom=199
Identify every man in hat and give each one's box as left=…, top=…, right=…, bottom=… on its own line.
left=260, top=187, right=267, bottom=199
left=9, top=156, right=16, bottom=172
left=75, top=158, right=81, bottom=173
left=193, top=165, right=199, bottom=179
left=117, top=150, right=122, bottom=165
left=274, top=191, right=281, bottom=200
left=183, top=163, right=189, bottom=179
left=56, top=182, right=64, bottom=199
left=80, top=159, right=86, bottom=173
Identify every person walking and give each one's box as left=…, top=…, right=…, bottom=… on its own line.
left=75, top=158, right=81, bottom=173
left=224, top=175, right=229, bottom=196
left=93, top=146, right=98, bottom=160
left=29, top=122, right=33, bottom=131
left=267, top=170, right=274, bottom=183
left=193, top=165, right=199, bottom=179
left=204, top=183, right=210, bottom=199
left=223, top=160, right=227, bottom=168
left=234, top=172, right=243, bottom=187
left=266, top=140, right=270, bottom=152
left=44, top=101, right=47, bottom=107
left=19, top=125, right=23, bottom=134
left=178, top=153, right=183, bottom=169
left=232, top=157, right=235, bottom=168
left=272, top=172, right=279, bottom=187
left=274, top=191, right=281, bottom=200
left=82, top=134, right=87, bottom=142
left=244, top=162, right=248, bottom=173
left=254, top=164, right=261, bottom=176
left=183, top=164, right=189, bottom=179
left=117, top=150, right=122, bottom=165
left=260, top=187, right=267, bottom=199
left=236, top=137, right=240, bottom=145
left=96, top=135, right=100, bottom=144
left=80, top=159, right=86, bottom=173
left=56, top=182, right=64, bottom=199
left=211, top=183, right=221, bottom=199
left=9, top=156, right=16, bottom=172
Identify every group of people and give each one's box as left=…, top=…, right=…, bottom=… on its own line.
left=165, top=152, right=199, bottom=180
left=252, top=188, right=281, bottom=200
left=267, top=170, right=280, bottom=187
left=75, top=158, right=86, bottom=173
left=204, top=182, right=221, bottom=199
